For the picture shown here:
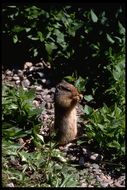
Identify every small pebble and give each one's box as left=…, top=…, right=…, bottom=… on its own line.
left=22, top=79, right=30, bottom=87
left=37, top=72, right=44, bottom=78
left=100, top=182, right=109, bottom=187
left=15, top=80, right=21, bottom=85
left=90, top=153, right=103, bottom=161
left=33, top=100, right=40, bottom=107
left=2, top=74, right=5, bottom=80
left=96, top=175, right=103, bottom=182
left=41, top=79, right=46, bottom=84
left=82, top=148, right=87, bottom=154
left=92, top=163, right=99, bottom=169
left=36, top=86, right=43, bottom=91
left=88, top=185, right=94, bottom=187
left=17, top=70, right=23, bottom=77
left=5, top=70, right=12, bottom=76
left=6, top=183, right=14, bottom=187
left=35, top=95, right=43, bottom=101
left=81, top=182, right=87, bottom=187
left=24, top=62, right=33, bottom=69
left=50, top=87, right=55, bottom=93
left=29, top=66, right=35, bottom=72
left=46, top=102, right=52, bottom=109
left=13, top=76, right=20, bottom=81
left=36, top=62, right=44, bottom=67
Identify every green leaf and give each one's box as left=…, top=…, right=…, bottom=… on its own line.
left=97, top=124, right=104, bottom=131
left=113, top=70, right=120, bottom=81
left=118, top=21, right=125, bottom=35
left=107, top=140, right=120, bottom=149
left=84, top=95, right=93, bottom=102
left=90, top=10, right=98, bottom=23
left=18, top=152, right=27, bottom=162
left=45, top=42, right=57, bottom=55
left=36, top=134, right=44, bottom=143
left=13, top=35, right=18, bottom=44
left=106, top=33, right=115, bottom=44
left=83, top=105, right=93, bottom=115
left=37, top=31, right=44, bottom=42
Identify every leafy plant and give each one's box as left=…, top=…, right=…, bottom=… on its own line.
left=2, top=84, right=80, bottom=187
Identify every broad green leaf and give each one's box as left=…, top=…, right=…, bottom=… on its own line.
left=45, top=42, right=57, bottom=55
left=90, top=10, right=98, bottom=23
left=83, top=105, right=93, bottom=115
left=84, top=95, right=93, bottom=102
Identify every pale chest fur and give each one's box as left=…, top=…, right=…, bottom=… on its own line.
left=55, top=108, right=77, bottom=145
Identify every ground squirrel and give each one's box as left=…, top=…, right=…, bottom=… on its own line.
left=54, top=80, right=82, bottom=145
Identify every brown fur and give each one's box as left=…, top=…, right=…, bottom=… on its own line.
left=54, top=80, right=81, bottom=145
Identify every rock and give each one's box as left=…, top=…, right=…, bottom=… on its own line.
left=23, top=87, right=28, bottom=91
left=35, top=62, right=44, bottom=67
left=99, top=174, right=107, bottom=181
left=82, top=148, right=87, bottom=154
left=50, top=87, right=55, bottom=93
left=84, top=162, right=91, bottom=168
left=45, top=94, right=51, bottom=100
left=15, top=80, right=21, bottom=85
left=88, top=185, right=94, bottom=187
left=35, top=86, right=43, bottom=91
left=29, top=66, right=35, bottom=72
left=96, top=175, right=103, bottom=182
left=81, top=182, right=87, bottom=187
left=35, top=95, right=43, bottom=101
left=5, top=70, right=12, bottom=76
left=90, top=179, right=96, bottom=185
left=41, top=79, right=46, bottom=84
left=37, top=72, right=44, bottom=78
left=6, top=183, right=14, bottom=187
left=46, top=102, right=52, bottom=109
left=100, top=182, right=109, bottom=187
left=17, top=70, right=23, bottom=77
left=33, top=100, right=40, bottom=107
left=2, top=74, right=5, bottom=80
left=12, top=75, right=20, bottom=81
left=90, top=153, right=103, bottom=161
left=24, top=62, right=33, bottom=69
left=22, top=79, right=30, bottom=87
left=92, top=163, right=99, bottom=169
left=93, top=168, right=102, bottom=175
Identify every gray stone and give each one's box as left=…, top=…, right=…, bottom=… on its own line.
left=6, top=70, right=12, bottom=76
left=15, top=80, right=21, bottom=85
left=22, top=79, right=30, bottom=87
left=36, top=86, right=43, bottom=91
left=92, top=163, right=99, bottom=169
left=12, top=76, right=20, bottom=81
left=24, top=62, right=33, bottom=69
left=100, top=182, right=109, bottom=187
left=41, top=79, right=46, bottom=84
left=37, top=72, right=44, bottom=78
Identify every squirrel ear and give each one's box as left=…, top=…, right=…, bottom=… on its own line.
left=61, top=79, right=66, bottom=83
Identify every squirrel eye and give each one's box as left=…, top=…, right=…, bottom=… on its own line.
left=58, top=85, right=71, bottom=92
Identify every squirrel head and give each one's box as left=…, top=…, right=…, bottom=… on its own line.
left=55, top=80, right=82, bottom=109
